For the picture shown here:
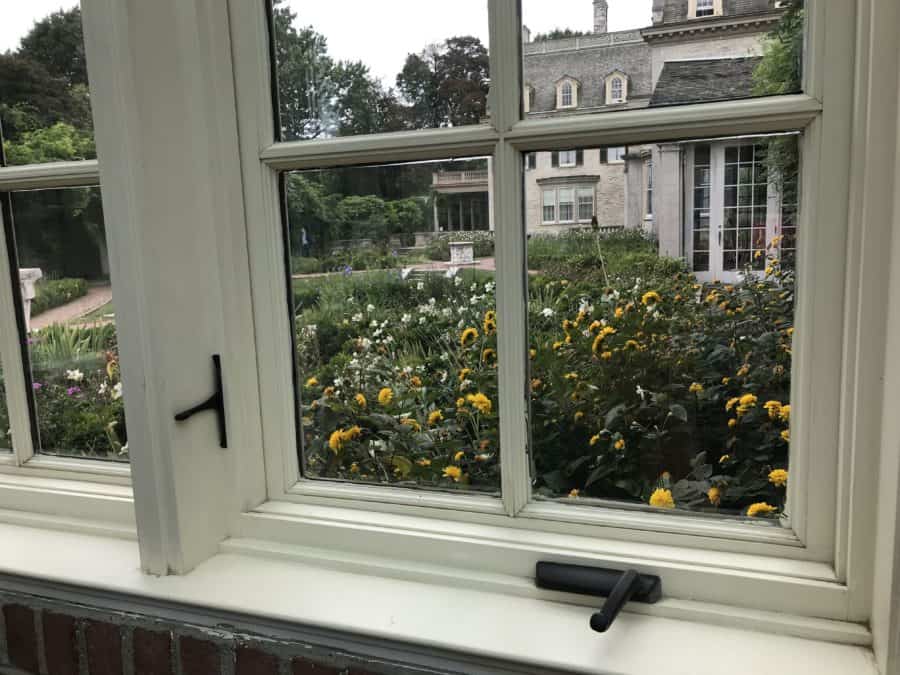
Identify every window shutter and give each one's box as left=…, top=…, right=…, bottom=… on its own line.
left=552, top=152, right=559, bottom=168
left=576, top=150, right=584, bottom=166
left=600, top=148, right=608, bottom=164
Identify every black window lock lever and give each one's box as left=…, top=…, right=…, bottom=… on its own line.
left=535, top=562, right=661, bottom=632
left=174, top=354, right=227, bottom=449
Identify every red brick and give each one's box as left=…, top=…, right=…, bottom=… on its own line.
left=85, top=620, right=124, bottom=675
left=42, top=612, right=79, bottom=675
left=3, top=604, right=39, bottom=674
left=236, top=645, right=279, bottom=675
left=179, top=635, right=221, bottom=675
left=133, top=627, right=173, bottom=675
left=292, top=657, right=340, bottom=675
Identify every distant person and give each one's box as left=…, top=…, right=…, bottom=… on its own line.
left=301, top=227, right=310, bottom=257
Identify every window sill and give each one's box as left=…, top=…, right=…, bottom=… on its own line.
left=0, top=522, right=877, bottom=675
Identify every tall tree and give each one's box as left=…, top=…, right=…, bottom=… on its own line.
left=18, top=7, right=88, bottom=87
left=753, top=0, right=804, bottom=96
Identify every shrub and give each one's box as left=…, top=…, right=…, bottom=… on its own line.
left=291, top=257, right=323, bottom=275
left=30, top=278, right=89, bottom=316
left=426, top=231, right=495, bottom=261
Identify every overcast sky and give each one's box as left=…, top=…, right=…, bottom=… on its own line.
left=1, top=1, right=653, bottom=85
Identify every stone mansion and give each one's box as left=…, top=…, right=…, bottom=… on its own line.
left=432, top=0, right=796, bottom=281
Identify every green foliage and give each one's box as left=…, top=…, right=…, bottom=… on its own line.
left=30, top=278, right=89, bottom=317
left=18, top=7, right=88, bottom=87
left=532, top=29, right=590, bottom=42
left=296, top=234, right=794, bottom=517
left=426, top=232, right=495, bottom=261
left=4, top=122, right=95, bottom=165
left=753, top=0, right=804, bottom=96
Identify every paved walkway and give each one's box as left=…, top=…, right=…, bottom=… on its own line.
left=31, top=284, right=113, bottom=331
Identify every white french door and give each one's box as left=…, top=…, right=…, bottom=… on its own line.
left=686, top=141, right=784, bottom=283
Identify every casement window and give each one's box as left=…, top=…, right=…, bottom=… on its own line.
left=2, top=1, right=900, bottom=673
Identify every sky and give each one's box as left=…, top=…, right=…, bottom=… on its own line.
left=0, top=0, right=653, bottom=86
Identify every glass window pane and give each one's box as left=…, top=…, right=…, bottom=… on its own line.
left=8, top=188, right=128, bottom=461
left=522, top=1, right=804, bottom=119
left=285, top=158, right=499, bottom=494
left=525, top=134, right=799, bottom=519
left=0, top=3, right=95, bottom=166
left=270, top=1, right=489, bottom=142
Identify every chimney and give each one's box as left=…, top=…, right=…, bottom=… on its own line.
left=651, top=0, right=665, bottom=25
left=593, top=0, right=608, bottom=34
left=522, top=24, right=531, bottom=43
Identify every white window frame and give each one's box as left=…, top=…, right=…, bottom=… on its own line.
left=690, top=0, right=723, bottom=19
left=608, top=146, right=627, bottom=163
left=556, top=77, right=579, bottom=109
left=558, top=149, right=577, bottom=167
left=5, top=0, right=899, bottom=662
left=577, top=187, right=595, bottom=222
left=523, top=84, right=534, bottom=113
left=606, top=72, right=628, bottom=105
left=541, top=188, right=556, bottom=223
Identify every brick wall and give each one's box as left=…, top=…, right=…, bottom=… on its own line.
left=0, top=594, right=452, bottom=675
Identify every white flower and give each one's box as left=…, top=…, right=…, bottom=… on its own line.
left=636, top=385, right=647, bottom=402
left=457, top=319, right=466, bottom=329
left=66, top=369, right=84, bottom=383
left=470, top=283, right=478, bottom=292
left=445, top=267, right=459, bottom=278
left=541, top=308, right=555, bottom=318
left=442, top=308, right=453, bottom=318
left=416, top=282, right=425, bottom=291
left=98, top=382, right=109, bottom=395
left=366, top=304, right=375, bottom=313
left=112, top=382, right=123, bottom=400
left=454, top=276, right=463, bottom=287
left=401, top=268, right=412, bottom=280
left=401, top=313, right=412, bottom=324
left=418, top=316, right=427, bottom=325
left=484, top=282, right=495, bottom=293
left=403, top=366, right=413, bottom=375
left=119, top=442, right=128, bottom=456
left=459, top=379, right=473, bottom=391
left=428, top=297, right=436, bottom=306
left=370, top=320, right=378, bottom=328
left=351, top=313, right=363, bottom=323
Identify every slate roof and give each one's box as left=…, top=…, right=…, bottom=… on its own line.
left=649, top=56, right=762, bottom=106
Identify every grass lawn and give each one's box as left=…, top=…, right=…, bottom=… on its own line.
left=77, top=300, right=115, bottom=323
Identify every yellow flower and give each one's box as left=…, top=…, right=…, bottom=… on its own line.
left=531, top=378, right=543, bottom=391
left=779, top=405, right=791, bottom=422
left=568, top=489, right=580, bottom=498
left=649, top=488, right=675, bottom=509
left=589, top=320, right=602, bottom=334
left=763, top=401, right=782, bottom=419
left=689, top=382, right=704, bottom=394
left=355, top=393, right=367, bottom=408
left=728, top=418, right=738, bottom=429
left=460, top=327, right=479, bottom=347
left=768, top=469, right=788, bottom=487
left=739, top=393, right=758, bottom=408
left=328, top=429, right=345, bottom=452
left=458, top=368, right=472, bottom=382
left=707, top=486, right=722, bottom=506
left=324, top=386, right=335, bottom=397
left=305, top=377, right=319, bottom=388
left=410, top=376, right=423, bottom=388
left=378, top=387, right=394, bottom=406
left=466, top=393, right=492, bottom=415
left=736, top=364, right=750, bottom=377
left=786, top=327, right=795, bottom=338
left=456, top=397, right=466, bottom=408
left=721, top=377, right=731, bottom=385
left=564, top=372, right=579, bottom=381
left=642, top=291, right=662, bottom=306
left=402, top=418, right=421, bottom=433
left=552, top=341, right=565, bottom=351
left=562, top=319, right=574, bottom=332
left=747, top=502, right=778, bottom=518
left=574, top=411, right=585, bottom=423
left=454, top=450, right=465, bottom=462
left=719, top=454, right=730, bottom=464
left=416, top=458, right=432, bottom=467
left=614, top=439, right=626, bottom=451
left=483, top=310, right=497, bottom=335
left=350, top=462, right=359, bottom=473
left=589, top=434, right=601, bottom=446
left=600, top=351, right=613, bottom=360
left=482, top=348, right=496, bottom=363
left=443, top=465, right=462, bottom=482
left=529, top=348, right=537, bottom=359
left=428, top=410, right=444, bottom=426
left=614, top=306, right=625, bottom=319
left=781, top=429, right=791, bottom=442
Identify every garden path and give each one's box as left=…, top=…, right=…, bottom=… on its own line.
left=31, top=284, right=113, bottom=331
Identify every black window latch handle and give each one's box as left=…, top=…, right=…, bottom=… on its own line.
left=174, top=354, right=227, bottom=449
left=535, top=562, right=661, bottom=633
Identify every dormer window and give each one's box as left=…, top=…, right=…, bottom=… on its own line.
left=691, top=0, right=722, bottom=18
left=556, top=77, right=579, bottom=109
left=604, top=71, right=628, bottom=105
